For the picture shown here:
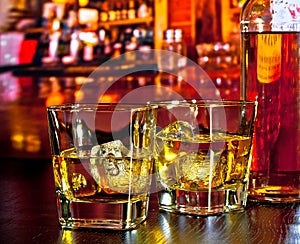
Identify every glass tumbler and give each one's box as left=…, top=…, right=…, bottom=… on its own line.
left=153, top=99, right=257, bottom=215
left=47, top=103, right=157, bottom=230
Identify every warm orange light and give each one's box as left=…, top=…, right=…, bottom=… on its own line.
left=11, top=133, right=24, bottom=150
left=98, top=94, right=119, bottom=103
left=78, top=0, right=89, bottom=7
left=25, top=134, right=41, bottom=153
left=52, top=0, right=76, bottom=3
left=52, top=19, right=60, bottom=31
left=46, top=92, right=64, bottom=107
left=10, top=133, right=41, bottom=153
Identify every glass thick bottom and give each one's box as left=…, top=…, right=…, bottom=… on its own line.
left=158, top=189, right=225, bottom=216
left=57, top=193, right=149, bottom=230
left=158, top=183, right=248, bottom=216
left=248, top=171, right=300, bottom=203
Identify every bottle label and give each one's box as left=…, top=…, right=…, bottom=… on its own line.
left=257, top=34, right=282, bottom=84
left=271, top=0, right=300, bottom=31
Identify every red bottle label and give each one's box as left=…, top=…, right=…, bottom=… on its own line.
left=257, top=34, right=282, bottom=84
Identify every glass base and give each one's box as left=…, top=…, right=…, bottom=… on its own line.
left=158, top=184, right=248, bottom=216
left=158, top=189, right=225, bottom=216
left=58, top=194, right=149, bottom=230
left=248, top=186, right=300, bottom=203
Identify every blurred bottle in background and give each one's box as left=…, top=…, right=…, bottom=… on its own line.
left=158, top=29, right=187, bottom=72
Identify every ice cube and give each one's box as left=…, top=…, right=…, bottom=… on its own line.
left=100, top=157, right=151, bottom=194
left=89, top=141, right=150, bottom=194
left=174, top=151, right=225, bottom=190
left=156, top=121, right=194, bottom=140
left=176, top=152, right=211, bottom=182
left=90, top=141, right=126, bottom=192
left=90, top=140, right=130, bottom=158
left=91, top=145, right=101, bottom=157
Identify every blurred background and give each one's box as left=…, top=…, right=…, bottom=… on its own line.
left=0, top=0, right=246, bottom=65
left=0, top=0, right=246, bottom=158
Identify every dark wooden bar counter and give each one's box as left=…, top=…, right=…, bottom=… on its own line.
left=1, top=158, right=300, bottom=243
left=0, top=68, right=299, bottom=243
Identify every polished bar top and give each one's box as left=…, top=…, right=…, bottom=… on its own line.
left=0, top=69, right=299, bottom=243
left=0, top=158, right=299, bottom=243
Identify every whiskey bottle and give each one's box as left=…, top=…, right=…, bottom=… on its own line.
left=240, top=0, right=300, bottom=203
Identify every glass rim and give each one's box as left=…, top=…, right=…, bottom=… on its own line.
left=46, top=103, right=157, bottom=112
left=148, top=99, right=257, bottom=107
